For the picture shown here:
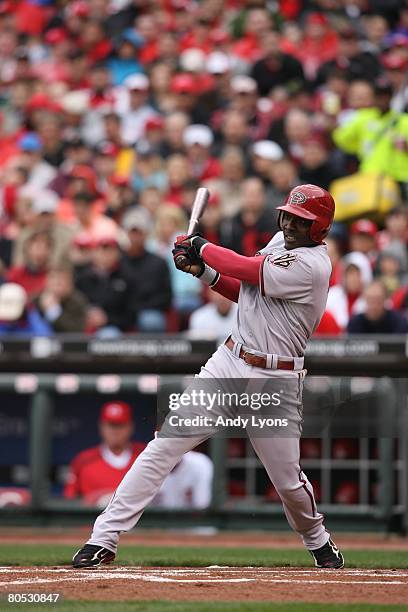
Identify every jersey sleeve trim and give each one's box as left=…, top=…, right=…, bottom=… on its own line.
left=211, top=275, right=240, bottom=302
left=209, top=272, right=221, bottom=287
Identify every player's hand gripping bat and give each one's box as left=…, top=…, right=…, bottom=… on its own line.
left=173, top=187, right=209, bottom=273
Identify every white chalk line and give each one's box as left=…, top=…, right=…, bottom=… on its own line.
left=1, top=567, right=408, bottom=588
left=0, top=576, right=257, bottom=586
left=1, top=576, right=408, bottom=587
left=1, top=567, right=408, bottom=578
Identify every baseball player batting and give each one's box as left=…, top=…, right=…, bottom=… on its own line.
left=72, top=183, right=344, bottom=571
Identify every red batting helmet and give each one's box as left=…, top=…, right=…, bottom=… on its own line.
left=276, top=184, right=335, bottom=243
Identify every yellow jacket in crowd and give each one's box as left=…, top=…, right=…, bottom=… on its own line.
left=333, top=108, right=408, bottom=182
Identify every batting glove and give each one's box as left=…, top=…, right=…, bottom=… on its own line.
left=188, top=232, right=209, bottom=256
left=172, top=235, right=205, bottom=276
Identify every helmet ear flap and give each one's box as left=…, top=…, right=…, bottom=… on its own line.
left=310, top=219, right=331, bottom=243
left=310, top=221, right=319, bottom=243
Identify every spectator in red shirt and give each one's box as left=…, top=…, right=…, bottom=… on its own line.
left=64, top=1, right=90, bottom=41
left=349, top=219, right=379, bottom=268
left=313, top=310, right=342, bottom=336
left=6, top=230, right=52, bottom=299
left=182, top=124, right=222, bottom=182
left=80, top=19, right=113, bottom=64
left=15, top=0, right=49, bottom=36
left=136, top=14, right=159, bottom=65
left=65, top=48, right=90, bottom=89
left=391, top=285, right=408, bottom=319
left=179, top=48, right=207, bottom=82
left=231, top=8, right=272, bottom=64
left=164, top=154, right=193, bottom=206
left=35, top=27, right=72, bottom=84
left=87, top=64, right=115, bottom=110
left=286, top=13, right=338, bottom=82
left=179, top=15, right=214, bottom=54
left=63, top=401, right=146, bottom=507
left=279, top=0, right=302, bottom=20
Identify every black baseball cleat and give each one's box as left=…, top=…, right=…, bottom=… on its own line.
left=72, top=544, right=115, bottom=569
left=309, top=538, right=344, bottom=569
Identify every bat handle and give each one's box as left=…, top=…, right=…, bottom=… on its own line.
left=187, top=221, right=198, bottom=236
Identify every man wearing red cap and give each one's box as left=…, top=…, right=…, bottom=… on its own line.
left=64, top=401, right=145, bottom=505
left=170, top=74, right=208, bottom=123
left=349, top=219, right=379, bottom=267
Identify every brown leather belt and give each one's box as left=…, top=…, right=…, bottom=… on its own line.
left=225, top=337, right=295, bottom=370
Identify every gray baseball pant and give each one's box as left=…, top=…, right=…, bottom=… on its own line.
left=88, top=344, right=328, bottom=553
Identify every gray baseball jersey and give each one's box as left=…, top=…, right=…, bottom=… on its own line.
left=232, top=231, right=332, bottom=358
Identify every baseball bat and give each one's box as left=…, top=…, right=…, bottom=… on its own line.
left=175, top=187, right=210, bottom=268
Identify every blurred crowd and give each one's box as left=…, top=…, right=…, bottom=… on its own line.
left=0, top=0, right=407, bottom=337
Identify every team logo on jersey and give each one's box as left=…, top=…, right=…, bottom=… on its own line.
left=270, top=253, right=297, bottom=268
left=288, top=191, right=307, bottom=205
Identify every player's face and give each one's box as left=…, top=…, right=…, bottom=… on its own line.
left=100, top=422, right=133, bottom=452
left=281, top=212, right=314, bottom=249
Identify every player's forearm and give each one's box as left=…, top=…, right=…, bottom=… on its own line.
left=201, top=243, right=264, bottom=285
left=211, top=275, right=241, bottom=303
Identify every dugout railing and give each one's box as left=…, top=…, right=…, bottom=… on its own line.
left=0, top=334, right=406, bottom=534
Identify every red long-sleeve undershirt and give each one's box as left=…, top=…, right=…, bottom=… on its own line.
left=201, top=243, right=265, bottom=302
left=211, top=275, right=241, bottom=302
